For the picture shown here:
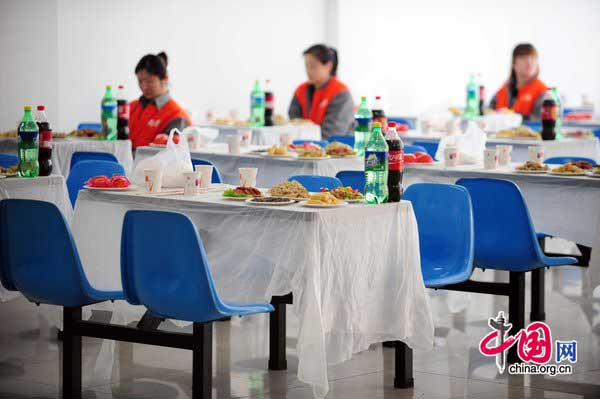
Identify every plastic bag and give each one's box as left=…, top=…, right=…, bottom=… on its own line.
left=131, top=129, right=192, bottom=187
left=435, top=121, right=487, bottom=165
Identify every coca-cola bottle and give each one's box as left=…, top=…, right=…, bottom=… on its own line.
left=264, top=79, right=274, bottom=126
left=541, top=91, right=557, bottom=141
left=479, top=85, right=485, bottom=116
left=385, top=122, right=404, bottom=202
left=372, top=96, right=387, bottom=132
left=35, top=105, right=52, bottom=176
left=116, top=85, right=130, bottom=140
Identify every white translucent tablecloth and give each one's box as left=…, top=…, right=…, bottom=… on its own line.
left=71, top=189, right=433, bottom=397
left=135, top=144, right=363, bottom=187
left=205, top=124, right=321, bottom=146
left=0, top=138, right=18, bottom=154
left=402, top=162, right=600, bottom=291
left=0, top=175, right=72, bottom=302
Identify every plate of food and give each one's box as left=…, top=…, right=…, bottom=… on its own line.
left=515, top=161, right=549, bottom=174
left=0, top=165, right=19, bottom=177
left=84, top=175, right=135, bottom=190
left=586, top=166, right=600, bottom=178
left=296, top=146, right=329, bottom=159
left=245, top=197, right=296, bottom=206
left=550, top=163, right=586, bottom=176
left=301, top=192, right=347, bottom=208
left=269, top=180, right=310, bottom=199
left=69, top=128, right=100, bottom=138
left=263, top=145, right=294, bottom=158
left=222, top=186, right=263, bottom=200
left=52, top=132, right=68, bottom=139
left=320, top=187, right=364, bottom=203
left=496, top=126, right=541, bottom=140
left=325, top=141, right=357, bottom=157
left=567, top=161, right=594, bottom=170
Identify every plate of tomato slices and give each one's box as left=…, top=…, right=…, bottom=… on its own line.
left=84, top=175, right=136, bottom=191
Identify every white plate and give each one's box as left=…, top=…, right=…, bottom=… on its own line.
left=245, top=198, right=296, bottom=206
left=514, top=169, right=548, bottom=174
left=344, top=198, right=365, bottom=203
left=297, top=155, right=331, bottom=160
left=222, top=195, right=256, bottom=201
left=586, top=172, right=600, bottom=178
left=301, top=201, right=348, bottom=208
left=328, top=154, right=358, bottom=158
left=261, top=153, right=295, bottom=158
left=549, top=171, right=587, bottom=176
left=84, top=185, right=138, bottom=191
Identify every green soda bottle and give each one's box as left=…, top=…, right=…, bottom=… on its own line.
left=464, top=74, right=480, bottom=120
left=101, top=85, right=117, bottom=140
left=551, top=87, right=563, bottom=140
left=364, top=122, right=389, bottom=204
left=250, top=80, right=265, bottom=127
left=17, top=106, right=40, bottom=178
left=354, top=96, right=372, bottom=157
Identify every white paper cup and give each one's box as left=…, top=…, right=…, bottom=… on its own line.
left=497, top=145, right=513, bottom=166
left=144, top=169, right=163, bottom=193
left=484, top=149, right=498, bottom=170
left=239, top=129, right=252, bottom=147
left=444, top=147, right=459, bottom=167
left=227, top=135, right=241, bottom=154
left=187, top=131, right=202, bottom=151
left=239, top=167, right=258, bottom=187
left=183, top=171, right=200, bottom=195
left=194, top=165, right=213, bottom=189
left=279, top=133, right=293, bottom=147
left=528, top=145, right=545, bottom=163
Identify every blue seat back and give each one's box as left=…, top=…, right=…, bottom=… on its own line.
left=66, top=160, right=125, bottom=207
left=287, top=175, right=342, bottom=192
left=0, top=199, right=95, bottom=306
left=70, top=151, right=119, bottom=170
left=594, top=129, right=600, bottom=139
left=412, top=141, right=439, bottom=160
left=121, top=210, right=224, bottom=322
left=328, top=136, right=355, bottom=147
left=456, top=178, right=545, bottom=271
left=544, top=156, right=596, bottom=165
left=191, top=159, right=223, bottom=183
left=523, top=121, right=541, bottom=131
left=292, top=139, right=329, bottom=148
left=335, top=171, right=366, bottom=193
left=77, top=123, right=102, bottom=131
left=404, top=145, right=427, bottom=154
left=0, top=154, right=18, bottom=168
left=403, top=184, right=474, bottom=286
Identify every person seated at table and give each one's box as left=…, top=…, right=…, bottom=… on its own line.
left=288, top=44, right=354, bottom=139
left=490, top=43, right=549, bottom=121
left=129, top=52, right=192, bottom=148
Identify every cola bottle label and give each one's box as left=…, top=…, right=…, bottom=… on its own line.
left=40, top=130, right=52, bottom=149
left=118, top=103, right=130, bottom=119
left=265, top=93, right=274, bottom=110
left=541, top=105, right=558, bottom=121
left=388, top=149, right=404, bottom=171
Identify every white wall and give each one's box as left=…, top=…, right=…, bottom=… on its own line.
left=337, top=0, right=600, bottom=116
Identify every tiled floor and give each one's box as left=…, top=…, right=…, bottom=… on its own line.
left=0, top=265, right=599, bottom=398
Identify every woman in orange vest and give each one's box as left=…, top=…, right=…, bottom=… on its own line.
left=490, top=43, right=549, bottom=121
left=288, top=44, right=354, bottom=139
left=129, top=52, right=192, bottom=148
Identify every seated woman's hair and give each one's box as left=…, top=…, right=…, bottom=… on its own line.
left=135, top=52, right=168, bottom=79
left=303, top=44, right=338, bottom=76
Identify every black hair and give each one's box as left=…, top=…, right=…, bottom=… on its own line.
left=135, top=52, right=168, bottom=79
left=303, top=44, right=338, bottom=76
left=509, top=43, right=538, bottom=94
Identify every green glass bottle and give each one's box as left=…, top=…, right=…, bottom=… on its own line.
left=464, top=74, right=480, bottom=120
left=250, top=80, right=265, bottom=127
left=354, top=96, right=372, bottom=157
left=101, top=85, right=118, bottom=140
left=17, top=106, right=40, bottom=178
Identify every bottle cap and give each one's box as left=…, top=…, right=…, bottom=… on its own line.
left=24, top=106, right=32, bottom=111
left=37, top=105, right=45, bottom=111
left=375, top=96, right=381, bottom=100
left=373, top=122, right=382, bottom=128
left=387, top=121, right=397, bottom=128
left=106, top=85, right=112, bottom=89
left=361, top=96, right=366, bottom=101
left=118, top=85, right=124, bottom=89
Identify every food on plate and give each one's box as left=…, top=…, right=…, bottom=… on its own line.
left=307, top=192, right=340, bottom=205
left=110, top=175, right=131, bottom=188
left=52, top=131, right=68, bottom=139
left=289, top=141, right=321, bottom=151
left=212, top=117, right=249, bottom=127
left=69, top=128, right=100, bottom=138
left=223, top=186, right=263, bottom=198
left=0, top=165, right=18, bottom=175
left=0, top=130, right=18, bottom=138
left=414, top=151, right=434, bottom=163
left=325, top=141, right=356, bottom=156
left=515, top=161, right=549, bottom=172
left=86, top=175, right=131, bottom=188
left=269, top=180, right=309, bottom=198
left=267, top=145, right=289, bottom=156
left=551, top=163, right=585, bottom=174
left=592, top=166, right=600, bottom=175
left=320, top=186, right=364, bottom=200
left=297, top=146, right=327, bottom=158
left=397, top=124, right=409, bottom=132
left=568, top=161, right=594, bottom=170
left=448, top=107, right=463, bottom=117
left=247, top=197, right=294, bottom=204
left=564, top=130, right=593, bottom=138
left=496, top=126, right=541, bottom=140
left=403, top=153, right=417, bottom=164
left=274, top=114, right=287, bottom=125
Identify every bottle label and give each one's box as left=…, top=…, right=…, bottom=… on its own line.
left=356, top=117, right=371, bottom=128
left=389, top=149, right=404, bottom=171
left=40, top=130, right=52, bottom=149
left=251, top=96, right=264, bottom=108
left=541, top=105, right=558, bottom=121
left=365, top=151, right=388, bottom=172
left=102, top=103, right=117, bottom=116
left=118, top=103, right=130, bottom=119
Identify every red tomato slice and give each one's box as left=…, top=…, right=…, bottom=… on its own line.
left=86, top=175, right=111, bottom=188
left=416, top=154, right=434, bottom=163
left=110, top=175, right=130, bottom=188
left=403, top=154, right=417, bottom=163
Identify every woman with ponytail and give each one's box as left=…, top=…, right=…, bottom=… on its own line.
left=289, top=44, right=354, bottom=139
left=129, top=52, right=192, bottom=148
left=490, top=43, right=549, bottom=121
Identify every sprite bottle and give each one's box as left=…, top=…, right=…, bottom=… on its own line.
left=250, top=80, right=265, bottom=127
left=551, top=87, right=563, bottom=140
left=365, top=121, right=388, bottom=204
left=17, top=106, right=40, bottom=178
left=101, top=85, right=117, bottom=140
left=464, top=74, right=480, bottom=120
left=354, top=96, right=372, bottom=157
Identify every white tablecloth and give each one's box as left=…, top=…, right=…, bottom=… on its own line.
left=135, top=144, right=363, bottom=187
left=206, top=124, right=321, bottom=146
left=0, top=175, right=72, bottom=302
left=0, top=138, right=18, bottom=154
left=402, top=163, right=600, bottom=290
left=71, top=189, right=433, bottom=397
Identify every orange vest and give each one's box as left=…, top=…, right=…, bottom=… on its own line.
left=129, top=98, right=192, bottom=148
left=495, top=78, right=548, bottom=117
left=294, top=78, right=349, bottom=125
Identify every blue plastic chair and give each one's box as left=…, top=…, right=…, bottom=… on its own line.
left=335, top=171, right=365, bottom=193
left=0, top=199, right=123, bottom=306
left=403, top=183, right=474, bottom=287
left=77, top=123, right=102, bottom=132
left=292, top=139, right=329, bottom=148
left=66, top=160, right=125, bottom=207
left=412, top=141, right=439, bottom=160
left=0, top=153, right=18, bottom=168
left=191, top=158, right=223, bottom=183
left=328, top=135, right=355, bottom=148
left=287, top=175, right=342, bottom=192
left=523, top=121, right=541, bottom=131
left=544, top=156, right=596, bottom=165
left=70, top=151, right=119, bottom=171
left=404, top=145, right=428, bottom=154
left=121, top=210, right=273, bottom=322
left=594, top=129, right=600, bottom=139
left=455, top=178, right=576, bottom=271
